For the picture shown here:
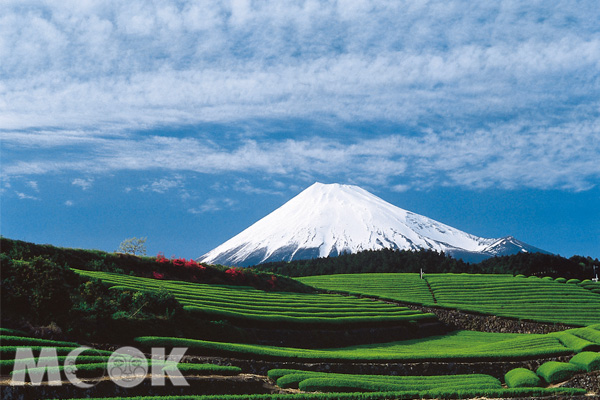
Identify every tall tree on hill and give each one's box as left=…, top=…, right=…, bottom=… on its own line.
left=116, top=237, right=147, bottom=256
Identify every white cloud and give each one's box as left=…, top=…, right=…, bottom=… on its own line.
left=3, top=118, right=600, bottom=192
left=391, top=184, right=410, bottom=193
left=1, top=1, right=599, bottom=193
left=0, top=1, right=597, bottom=132
left=65, top=200, right=74, bottom=206
left=72, top=178, right=93, bottom=190
left=138, top=177, right=183, bottom=193
left=188, top=198, right=237, bottom=214
left=230, top=178, right=284, bottom=195
left=16, top=191, right=39, bottom=200
left=26, top=180, right=39, bottom=191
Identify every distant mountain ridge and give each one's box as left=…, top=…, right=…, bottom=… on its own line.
left=198, top=182, right=550, bottom=266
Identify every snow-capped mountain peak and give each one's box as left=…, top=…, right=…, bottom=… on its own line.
left=198, top=182, right=547, bottom=266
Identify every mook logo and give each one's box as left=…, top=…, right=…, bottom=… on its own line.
left=11, top=346, right=189, bottom=388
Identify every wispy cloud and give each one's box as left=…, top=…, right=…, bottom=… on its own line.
left=72, top=178, right=94, bottom=190
left=1, top=1, right=598, bottom=132
left=138, top=176, right=183, bottom=193
left=2, top=1, right=598, bottom=193
left=225, top=178, right=284, bottom=196
left=65, top=200, right=74, bottom=206
left=391, top=184, right=410, bottom=193
left=188, top=198, right=237, bottom=214
left=4, top=119, right=599, bottom=192
left=26, top=181, right=39, bottom=192
left=16, top=191, right=39, bottom=200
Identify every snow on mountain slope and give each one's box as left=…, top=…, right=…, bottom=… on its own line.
left=198, top=182, right=547, bottom=266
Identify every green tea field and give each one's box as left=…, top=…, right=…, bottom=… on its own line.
left=299, top=273, right=600, bottom=326
left=73, top=269, right=435, bottom=326
left=2, top=240, right=599, bottom=400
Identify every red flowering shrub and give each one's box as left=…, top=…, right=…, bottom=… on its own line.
left=156, top=253, right=289, bottom=289
left=225, top=268, right=244, bottom=281
left=172, top=258, right=186, bottom=267
left=156, top=253, right=206, bottom=280
left=156, top=252, right=169, bottom=264
left=152, top=271, right=164, bottom=279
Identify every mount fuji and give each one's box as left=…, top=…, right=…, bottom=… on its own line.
left=198, top=183, right=549, bottom=266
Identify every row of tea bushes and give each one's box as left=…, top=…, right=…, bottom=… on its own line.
left=75, top=269, right=434, bottom=327
left=0, top=328, right=241, bottom=382
left=298, top=273, right=435, bottom=305
left=135, top=330, right=576, bottom=363
left=65, top=387, right=586, bottom=400
left=268, top=368, right=502, bottom=391
left=505, top=351, right=600, bottom=387
left=300, top=273, right=600, bottom=326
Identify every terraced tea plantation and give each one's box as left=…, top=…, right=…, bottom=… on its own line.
left=299, top=273, right=600, bottom=326
left=3, top=246, right=598, bottom=400
left=299, top=273, right=435, bottom=305
left=428, top=274, right=600, bottom=325
left=69, top=388, right=588, bottom=400
left=74, top=269, right=434, bottom=325
left=0, top=328, right=239, bottom=379
left=269, top=369, right=503, bottom=391
left=264, top=369, right=580, bottom=397
left=135, top=327, right=600, bottom=362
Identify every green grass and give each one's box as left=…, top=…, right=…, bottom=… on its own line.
left=0, top=346, right=113, bottom=360
left=0, top=335, right=79, bottom=347
left=270, top=369, right=502, bottom=392
left=9, top=359, right=193, bottom=380
left=299, top=273, right=435, bottom=305
left=569, top=351, right=600, bottom=372
left=10, top=362, right=110, bottom=379
left=0, top=331, right=236, bottom=382
left=0, top=328, right=29, bottom=336
left=135, top=329, right=576, bottom=363
left=7, top=356, right=239, bottom=381
left=7, top=357, right=241, bottom=382
left=0, top=355, right=110, bottom=374
left=570, top=326, right=600, bottom=342
left=73, top=269, right=433, bottom=326
left=299, top=273, right=600, bottom=326
left=536, top=361, right=582, bottom=384
left=427, top=274, right=600, bottom=326
left=549, top=330, right=600, bottom=352
left=504, top=367, right=542, bottom=388
left=162, top=363, right=242, bottom=376
left=297, top=376, right=500, bottom=393
left=59, top=387, right=587, bottom=400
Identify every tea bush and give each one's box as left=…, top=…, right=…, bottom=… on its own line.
left=504, top=368, right=541, bottom=388
left=569, top=351, right=600, bottom=372
left=536, top=361, right=581, bottom=384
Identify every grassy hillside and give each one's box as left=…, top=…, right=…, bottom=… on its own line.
left=0, top=237, right=312, bottom=293
left=134, top=328, right=593, bottom=362
left=74, top=269, right=435, bottom=327
left=2, top=238, right=598, bottom=399
left=0, top=328, right=241, bottom=380
left=298, top=273, right=435, bottom=305
left=64, top=388, right=589, bottom=400
left=299, top=273, right=600, bottom=326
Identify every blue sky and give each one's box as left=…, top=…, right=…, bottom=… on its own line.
left=1, top=1, right=599, bottom=260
